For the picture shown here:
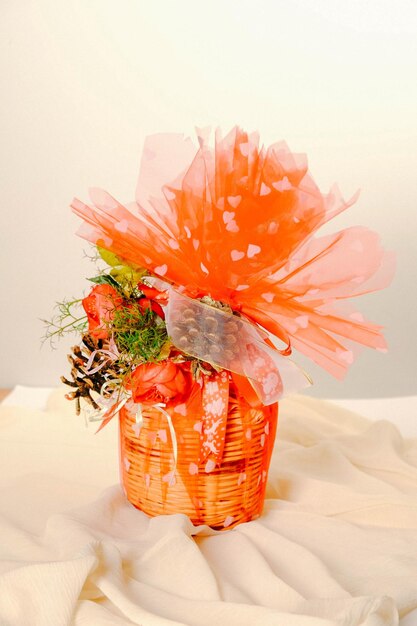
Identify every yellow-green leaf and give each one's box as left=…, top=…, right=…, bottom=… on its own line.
left=97, top=246, right=123, bottom=267
left=157, top=340, right=173, bottom=361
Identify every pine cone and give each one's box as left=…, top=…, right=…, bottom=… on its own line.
left=61, top=334, right=124, bottom=415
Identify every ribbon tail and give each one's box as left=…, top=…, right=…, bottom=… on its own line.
left=155, top=404, right=178, bottom=472
left=231, top=372, right=262, bottom=408
left=95, top=398, right=127, bottom=433
left=243, top=338, right=312, bottom=405
left=199, top=371, right=230, bottom=469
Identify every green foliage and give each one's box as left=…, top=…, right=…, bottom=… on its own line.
left=41, top=298, right=87, bottom=347
left=111, top=300, right=169, bottom=364
left=88, top=274, right=121, bottom=290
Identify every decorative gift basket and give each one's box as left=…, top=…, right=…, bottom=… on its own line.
left=46, top=127, right=393, bottom=530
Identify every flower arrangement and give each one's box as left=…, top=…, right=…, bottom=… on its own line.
left=46, top=256, right=177, bottom=417
left=46, top=127, right=393, bottom=528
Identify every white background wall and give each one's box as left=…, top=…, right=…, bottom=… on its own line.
left=1, top=0, right=416, bottom=398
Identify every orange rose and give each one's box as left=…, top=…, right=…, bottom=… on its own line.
left=127, top=361, right=191, bottom=403
left=82, top=284, right=123, bottom=339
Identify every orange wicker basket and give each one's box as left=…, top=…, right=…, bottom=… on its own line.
left=119, top=382, right=278, bottom=530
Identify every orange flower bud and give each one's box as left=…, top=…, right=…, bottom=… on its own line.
left=82, top=284, right=123, bottom=339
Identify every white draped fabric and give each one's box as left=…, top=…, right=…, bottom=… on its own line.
left=1, top=389, right=416, bottom=626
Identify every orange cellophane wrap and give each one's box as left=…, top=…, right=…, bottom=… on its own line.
left=71, top=127, right=394, bottom=378
left=119, top=381, right=278, bottom=530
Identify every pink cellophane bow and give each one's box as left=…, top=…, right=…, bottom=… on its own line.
left=164, top=287, right=310, bottom=404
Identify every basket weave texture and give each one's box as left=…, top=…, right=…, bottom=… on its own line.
left=119, top=383, right=278, bottom=530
